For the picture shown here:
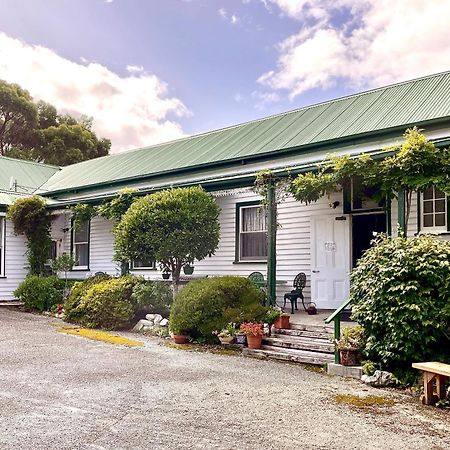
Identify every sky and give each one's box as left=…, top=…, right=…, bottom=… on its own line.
left=0, top=0, right=449, bottom=153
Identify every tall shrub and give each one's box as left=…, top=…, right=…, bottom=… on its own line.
left=350, top=234, right=450, bottom=371
left=7, top=196, right=52, bottom=275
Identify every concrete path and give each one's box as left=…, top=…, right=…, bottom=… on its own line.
left=0, top=309, right=448, bottom=450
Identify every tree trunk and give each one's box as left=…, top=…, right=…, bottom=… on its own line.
left=171, top=260, right=182, bottom=300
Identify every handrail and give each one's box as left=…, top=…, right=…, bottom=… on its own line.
left=324, top=298, right=352, bottom=324
left=324, top=297, right=352, bottom=364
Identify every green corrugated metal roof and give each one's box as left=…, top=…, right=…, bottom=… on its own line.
left=0, top=156, right=60, bottom=193
left=40, top=71, right=450, bottom=196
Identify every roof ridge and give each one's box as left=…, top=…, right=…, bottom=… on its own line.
left=82, top=70, right=450, bottom=162
left=0, top=155, right=61, bottom=170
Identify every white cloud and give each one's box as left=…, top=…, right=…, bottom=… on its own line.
left=126, top=64, right=144, bottom=74
left=0, top=32, right=190, bottom=152
left=259, top=0, right=450, bottom=99
left=218, top=7, right=240, bottom=25
left=252, top=90, right=280, bottom=110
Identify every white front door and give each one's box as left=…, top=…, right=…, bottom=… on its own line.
left=311, top=215, right=350, bottom=309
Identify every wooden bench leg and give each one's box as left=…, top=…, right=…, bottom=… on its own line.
left=423, top=371, right=436, bottom=405
left=436, top=374, right=448, bottom=400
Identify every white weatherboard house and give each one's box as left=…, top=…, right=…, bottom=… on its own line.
left=2, top=72, right=450, bottom=308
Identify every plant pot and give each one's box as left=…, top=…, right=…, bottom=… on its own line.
left=219, top=336, right=234, bottom=345
left=274, top=315, right=290, bottom=329
left=162, top=273, right=170, bottom=280
left=339, top=348, right=360, bottom=366
left=246, top=334, right=262, bottom=349
left=183, top=265, right=194, bottom=275
left=235, top=333, right=247, bottom=346
left=173, top=335, right=189, bottom=344
left=307, top=305, right=317, bottom=315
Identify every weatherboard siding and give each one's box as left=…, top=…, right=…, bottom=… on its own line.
left=0, top=219, right=28, bottom=300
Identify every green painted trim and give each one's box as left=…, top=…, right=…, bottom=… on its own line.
left=447, top=195, right=450, bottom=233
left=398, top=190, right=406, bottom=235
left=266, top=182, right=277, bottom=306
left=235, top=200, right=265, bottom=264
left=41, top=120, right=450, bottom=197
left=387, top=198, right=392, bottom=237
left=417, top=191, right=421, bottom=233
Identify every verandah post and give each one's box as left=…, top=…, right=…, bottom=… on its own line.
left=267, top=180, right=277, bottom=306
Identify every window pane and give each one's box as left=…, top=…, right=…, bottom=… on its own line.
left=75, top=221, right=89, bottom=242
left=134, top=258, right=155, bottom=268
left=423, top=187, right=434, bottom=200
left=423, top=214, right=433, bottom=227
left=240, top=232, right=267, bottom=260
left=435, top=188, right=445, bottom=199
left=423, top=201, right=434, bottom=213
left=75, top=243, right=89, bottom=267
left=435, top=214, right=446, bottom=227
left=0, top=218, right=3, bottom=249
left=242, top=207, right=266, bottom=232
left=47, top=241, right=57, bottom=260
left=435, top=199, right=446, bottom=213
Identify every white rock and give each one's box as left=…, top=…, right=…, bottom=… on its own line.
left=153, top=314, right=163, bottom=325
left=362, top=370, right=397, bottom=387
left=142, top=326, right=153, bottom=332
left=160, top=318, right=169, bottom=327
left=132, top=319, right=154, bottom=332
left=145, top=314, right=156, bottom=321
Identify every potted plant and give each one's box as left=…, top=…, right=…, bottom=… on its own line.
left=183, top=263, right=194, bottom=275
left=264, top=306, right=282, bottom=336
left=240, top=322, right=264, bottom=349
left=274, top=312, right=290, bottom=329
left=213, top=323, right=237, bottom=345
left=162, top=268, right=171, bottom=280
left=235, top=331, right=247, bottom=346
left=170, top=325, right=189, bottom=344
left=333, top=325, right=365, bottom=366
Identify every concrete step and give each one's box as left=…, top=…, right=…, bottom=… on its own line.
left=263, top=335, right=334, bottom=354
left=0, top=301, right=23, bottom=307
left=274, top=328, right=333, bottom=340
left=289, top=322, right=334, bottom=333
left=243, top=346, right=334, bottom=365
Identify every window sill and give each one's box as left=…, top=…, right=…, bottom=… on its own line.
left=131, top=268, right=157, bottom=271
left=418, top=229, right=449, bottom=235
left=71, top=267, right=90, bottom=271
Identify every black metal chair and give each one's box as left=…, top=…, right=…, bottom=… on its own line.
left=283, top=272, right=307, bottom=314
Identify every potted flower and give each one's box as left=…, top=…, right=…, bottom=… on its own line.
left=170, top=325, right=189, bottom=344
left=333, top=325, right=365, bottom=366
left=240, top=322, right=264, bottom=349
left=162, top=268, right=170, bottom=280
left=213, top=323, right=237, bottom=345
left=183, top=263, right=194, bottom=275
left=264, top=306, right=282, bottom=336
left=274, top=312, right=290, bottom=329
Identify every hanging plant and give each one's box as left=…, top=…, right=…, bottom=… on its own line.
left=70, top=203, right=96, bottom=231
left=7, top=196, right=52, bottom=276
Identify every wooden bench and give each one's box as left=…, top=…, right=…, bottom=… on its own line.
left=412, top=362, right=450, bottom=405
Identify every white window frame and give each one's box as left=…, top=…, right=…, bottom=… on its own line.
left=131, top=258, right=156, bottom=270
left=421, top=187, right=448, bottom=233
left=72, top=220, right=90, bottom=270
left=0, top=217, right=5, bottom=277
left=238, top=204, right=267, bottom=262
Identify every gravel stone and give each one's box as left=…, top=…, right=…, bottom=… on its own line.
left=0, top=309, right=449, bottom=450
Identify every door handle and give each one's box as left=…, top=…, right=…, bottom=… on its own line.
left=312, top=270, right=320, bottom=273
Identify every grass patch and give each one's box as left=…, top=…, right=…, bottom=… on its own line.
left=302, top=363, right=325, bottom=374
left=333, top=393, right=395, bottom=409
left=164, top=341, right=241, bottom=356
left=57, top=326, right=144, bottom=347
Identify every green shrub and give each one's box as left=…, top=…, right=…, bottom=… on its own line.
left=64, top=274, right=111, bottom=323
left=169, top=276, right=266, bottom=339
left=67, top=276, right=143, bottom=330
left=351, top=234, right=450, bottom=371
left=131, top=281, right=173, bottom=317
left=14, top=275, right=64, bottom=311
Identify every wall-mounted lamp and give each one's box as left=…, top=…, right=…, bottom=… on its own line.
left=329, top=201, right=340, bottom=209
left=62, top=227, right=70, bottom=233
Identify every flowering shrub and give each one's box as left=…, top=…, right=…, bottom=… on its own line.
left=240, top=322, right=263, bottom=336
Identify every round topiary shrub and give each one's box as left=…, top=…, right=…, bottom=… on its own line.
left=351, top=234, right=450, bottom=372
left=14, top=275, right=65, bottom=311
left=65, top=275, right=143, bottom=329
left=169, top=276, right=266, bottom=340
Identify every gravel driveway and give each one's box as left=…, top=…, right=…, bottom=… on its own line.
left=0, top=309, right=448, bottom=450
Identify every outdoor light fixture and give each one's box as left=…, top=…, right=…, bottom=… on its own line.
left=329, top=201, right=340, bottom=209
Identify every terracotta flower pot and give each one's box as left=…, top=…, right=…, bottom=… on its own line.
left=173, top=335, right=189, bottom=344
left=339, top=349, right=359, bottom=366
left=274, top=315, right=290, bottom=329
left=246, top=334, right=262, bottom=349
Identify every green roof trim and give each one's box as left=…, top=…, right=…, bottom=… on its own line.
left=26, top=71, right=450, bottom=196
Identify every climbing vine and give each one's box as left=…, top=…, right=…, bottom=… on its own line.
left=70, top=203, right=96, bottom=231
left=97, top=188, right=137, bottom=225
left=7, top=196, right=52, bottom=275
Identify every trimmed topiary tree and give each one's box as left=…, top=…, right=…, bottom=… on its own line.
left=350, top=234, right=450, bottom=374
left=113, top=186, right=221, bottom=294
left=169, top=276, right=266, bottom=340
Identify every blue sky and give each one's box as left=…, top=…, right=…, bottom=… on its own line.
left=0, top=0, right=448, bottom=151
